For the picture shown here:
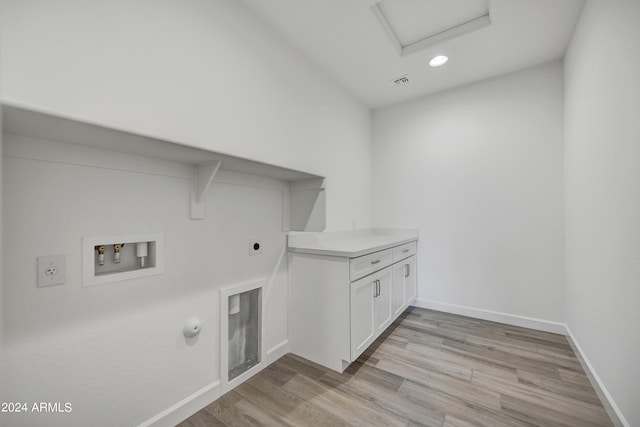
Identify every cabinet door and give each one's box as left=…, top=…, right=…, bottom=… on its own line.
left=374, top=268, right=393, bottom=333
left=391, top=263, right=406, bottom=317
left=404, top=256, right=417, bottom=305
left=350, top=275, right=375, bottom=360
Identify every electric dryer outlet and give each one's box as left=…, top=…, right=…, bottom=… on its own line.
left=249, top=240, right=263, bottom=256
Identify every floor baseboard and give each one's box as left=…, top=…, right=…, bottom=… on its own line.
left=564, top=326, right=629, bottom=427
left=414, top=298, right=566, bottom=334
left=266, top=339, right=290, bottom=363
left=413, top=298, right=629, bottom=427
left=138, top=380, right=221, bottom=427
left=139, top=305, right=631, bottom=427
left=140, top=339, right=290, bottom=427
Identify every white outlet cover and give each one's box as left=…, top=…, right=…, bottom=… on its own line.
left=37, top=255, right=66, bottom=287
left=249, top=239, right=263, bottom=256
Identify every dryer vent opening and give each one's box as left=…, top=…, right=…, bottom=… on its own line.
left=228, top=288, right=262, bottom=381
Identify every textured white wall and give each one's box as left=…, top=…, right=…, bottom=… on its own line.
left=2, top=135, right=290, bottom=426
left=0, top=0, right=372, bottom=425
left=373, top=62, right=565, bottom=323
left=0, top=108, right=4, bottom=405
left=564, top=1, right=640, bottom=425
left=0, top=0, right=372, bottom=231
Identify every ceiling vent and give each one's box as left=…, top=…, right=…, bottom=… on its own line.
left=392, top=75, right=411, bottom=86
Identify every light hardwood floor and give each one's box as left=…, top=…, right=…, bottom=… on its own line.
left=179, top=307, right=613, bottom=427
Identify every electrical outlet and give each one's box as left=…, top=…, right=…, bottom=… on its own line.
left=249, top=239, right=263, bottom=256
left=44, top=266, right=58, bottom=276
left=37, top=255, right=66, bottom=287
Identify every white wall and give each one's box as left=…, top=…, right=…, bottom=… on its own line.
left=2, top=135, right=291, bottom=427
left=373, top=62, right=565, bottom=325
left=564, top=1, right=640, bottom=425
left=0, top=107, right=4, bottom=405
left=0, top=0, right=372, bottom=232
left=0, top=0, right=372, bottom=425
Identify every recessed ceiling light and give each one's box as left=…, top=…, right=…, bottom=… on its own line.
left=429, top=55, right=449, bottom=67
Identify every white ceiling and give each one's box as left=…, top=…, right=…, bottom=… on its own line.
left=238, top=0, right=585, bottom=108
left=376, top=0, right=489, bottom=46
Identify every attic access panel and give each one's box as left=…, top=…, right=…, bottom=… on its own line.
left=372, top=0, right=491, bottom=56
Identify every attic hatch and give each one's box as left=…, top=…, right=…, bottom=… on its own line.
left=372, top=0, right=492, bottom=57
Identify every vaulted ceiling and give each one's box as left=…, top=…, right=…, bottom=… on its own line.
left=239, top=0, right=585, bottom=108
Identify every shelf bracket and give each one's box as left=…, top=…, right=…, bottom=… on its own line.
left=190, top=160, right=222, bottom=219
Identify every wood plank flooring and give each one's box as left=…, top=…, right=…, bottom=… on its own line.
left=179, top=307, right=613, bottom=427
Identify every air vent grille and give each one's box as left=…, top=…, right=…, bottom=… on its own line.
left=392, top=75, right=410, bottom=86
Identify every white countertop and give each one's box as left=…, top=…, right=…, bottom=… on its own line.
left=287, top=228, right=418, bottom=258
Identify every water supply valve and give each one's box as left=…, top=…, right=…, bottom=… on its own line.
left=113, top=244, right=123, bottom=264
left=95, top=245, right=106, bottom=266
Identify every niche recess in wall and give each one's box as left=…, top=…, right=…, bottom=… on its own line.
left=220, top=280, right=264, bottom=393
left=1, top=104, right=326, bottom=232
left=81, top=234, right=164, bottom=287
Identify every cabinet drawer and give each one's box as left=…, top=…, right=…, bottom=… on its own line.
left=393, top=241, right=417, bottom=262
left=350, top=249, right=392, bottom=282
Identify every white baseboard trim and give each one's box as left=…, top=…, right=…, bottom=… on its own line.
left=139, top=339, right=290, bottom=427
left=266, top=339, right=290, bottom=363
left=413, top=298, right=629, bottom=426
left=414, top=299, right=566, bottom=334
left=564, top=326, right=629, bottom=427
left=138, top=380, right=221, bottom=427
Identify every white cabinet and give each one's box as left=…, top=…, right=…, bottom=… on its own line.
left=404, top=256, right=417, bottom=305
left=350, top=274, right=376, bottom=359
left=391, top=262, right=406, bottom=316
left=391, top=241, right=418, bottom=308
left=289, top=232, right=418, bottom=372
left=350, top=249, right=393, bottom=281
left=393, top=255, right=417, bottom=309
left=350, top=266, right=392, bottom=360
left=393, top=241, right=417, bottom=262
left=374, top=267, right=393, bottom=334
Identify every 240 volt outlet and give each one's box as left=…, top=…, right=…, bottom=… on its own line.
left=249, top=239, right=263, bottom=256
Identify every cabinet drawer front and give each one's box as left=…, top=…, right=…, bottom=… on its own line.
left=393, top=241, right=417, bottom=262
left=350, top=249, right=393, bottom=282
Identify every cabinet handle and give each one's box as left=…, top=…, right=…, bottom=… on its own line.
left=371, top=259, right=381, bottom=265
left=405, top=264, right=410, bottom=278
left=402, top=249, right=410, bottom=253
left=377, top=280, right=380, bottom=297
left=373, top=279, right=380, bottom=298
